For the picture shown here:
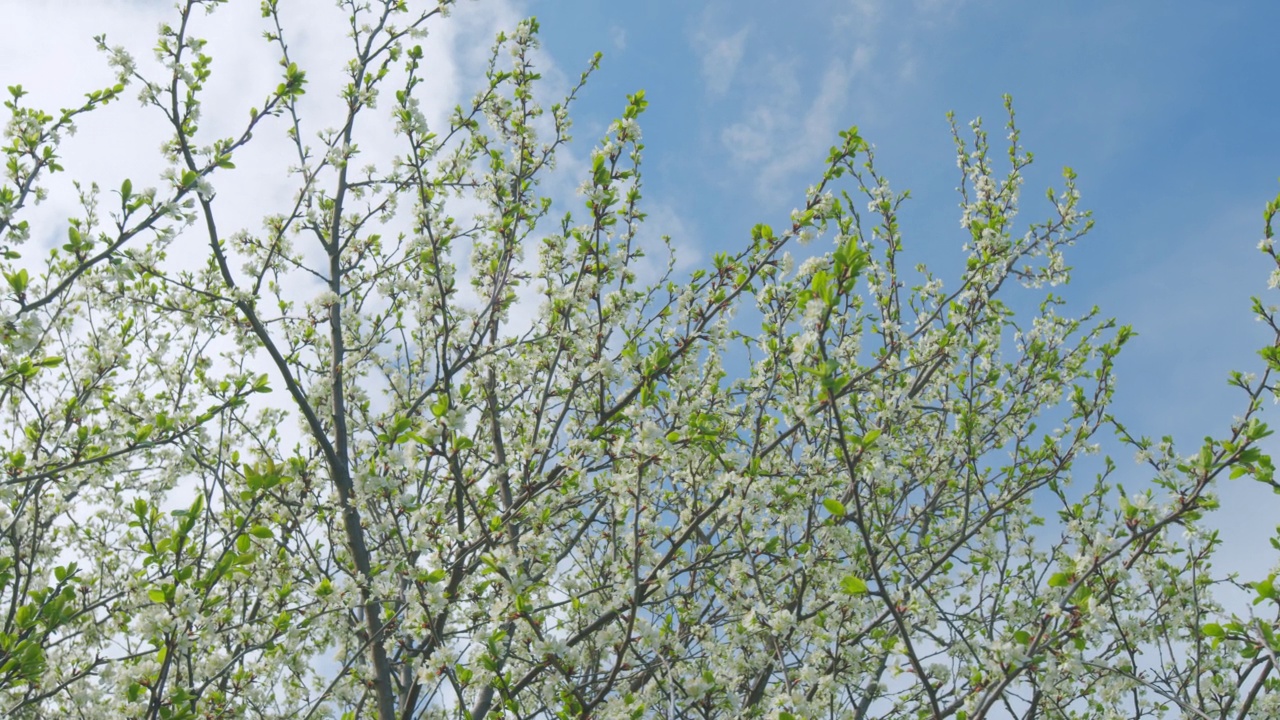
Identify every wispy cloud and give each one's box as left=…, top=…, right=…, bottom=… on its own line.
left=609, top=25, right=628, bottom=52
left=699, top=0, right=979, bottom=205
left=719, top=44, right=873, bottom=200
left=695, top=24, right=750, bottom=98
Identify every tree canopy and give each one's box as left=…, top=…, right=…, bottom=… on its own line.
left=1, top=2, right=1279, bottom=718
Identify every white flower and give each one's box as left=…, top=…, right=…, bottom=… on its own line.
left=795, top=255, right=825, bottom=279
left=194, top=176, right=215, bottom=201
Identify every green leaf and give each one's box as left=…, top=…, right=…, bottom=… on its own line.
left=592, top=155, right=609, bottom=187
left=14, top=603, right=36, bottom=629
left=1048, top=572, right=1071, bottom=588
left=1254, top=577, right=1277, bottom=601
left=1201, top=623, right=1225, bottom=638
left=15, top=640, right=45, bottom=679
left=623, top=89, right=648, bottom=119
left=6, top=268, right=29, bottom=294
left=823, top=498, right=846, bottom=517
left=148, top=588, right=167, bottom=604
left=431, top=396, right=449, bottom=418
left=840, top=575, right=868, bottom=595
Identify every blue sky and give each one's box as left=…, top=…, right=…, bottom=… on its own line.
left=2, top=0, right=1278, bottom=583
left=525, top=0, right=1280, bottom=427
left=521, top=0, right=1280, bottom=581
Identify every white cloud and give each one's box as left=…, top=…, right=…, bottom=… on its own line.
left=0, top=0, right=534, bottom=442
left=609, top=25, right=627, bottom=52
left=634, top=200, right=702, bottom=280
left=705, top=0, right=974, bottom=205
left=697, top=25, right=750, bottom=98
left=695, top=0, right=885, bottom=203
left=719, top=48, right=871, bottom=199
left=0, top=0, right=528, bottom=249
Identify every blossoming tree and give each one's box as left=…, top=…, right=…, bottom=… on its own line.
left=2, top=1, right=1278, bottom=718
